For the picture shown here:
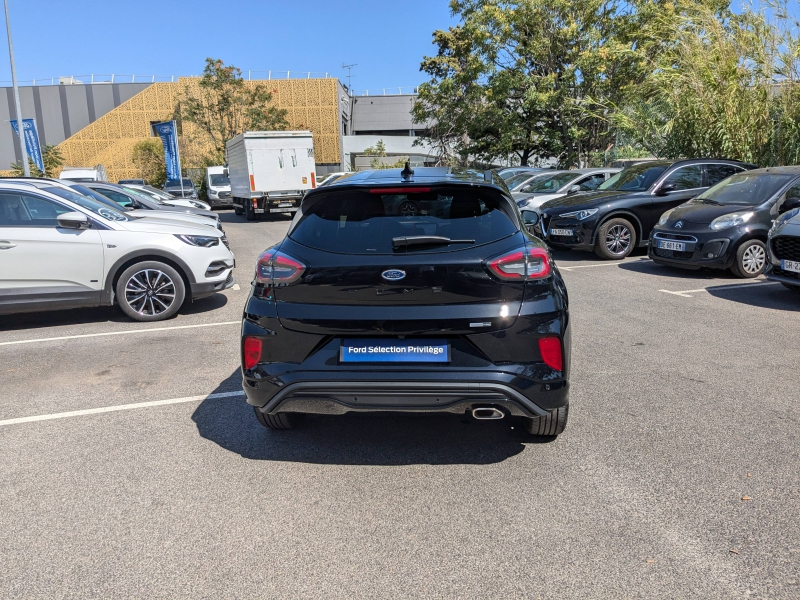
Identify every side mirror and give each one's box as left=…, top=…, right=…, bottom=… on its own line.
left=657, top=182, right=677, bottom=196
left=781, top=197, right=800, bottom=213
left=57, top=211, right=91, bottom=230
left=567, top=184, right=581, bottom=195
left=223, top=168, right=229, bottom=178
left=521, top=210, right=539, bottom=227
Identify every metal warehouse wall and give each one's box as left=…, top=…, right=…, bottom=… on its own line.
left=1, top=83, right=152, bottom=171
left=350, top=95, right=425, bottom=134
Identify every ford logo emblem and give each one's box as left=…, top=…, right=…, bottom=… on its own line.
left=381, top=269, right=406, bottom=281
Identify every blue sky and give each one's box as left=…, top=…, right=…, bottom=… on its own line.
left=0, top=0, right=456, bottom=92
left=1, top=1, right=797, bottom=91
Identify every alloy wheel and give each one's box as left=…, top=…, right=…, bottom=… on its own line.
left=605, top=224, right=632, bottom=255
left=741, top=244, right=766, bottom=274
left=124, top=269, right=176, bottom=316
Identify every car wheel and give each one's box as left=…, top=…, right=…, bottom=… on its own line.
left=233, top=205, right=243, bottom=216
left=731, top=239, right=766, bottom=278
left=253, top=407, right=299, bottom=429
left=115, top=261, right=186, bottom=322
left=524, top=405, right=568, bottom=437
left=245, top=200, right=257, bottom=221
left=781, top=282, right=800, bottom=292
left=594, top=218, right=636, bottom=260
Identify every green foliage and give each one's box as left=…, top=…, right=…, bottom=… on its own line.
left=131, top=139, right=167, bottom=186
left=362, top=139, right=408, bottom=169
left=178, top=58, right=290, bottom=164
left=10, top=144, right=64, bottom=177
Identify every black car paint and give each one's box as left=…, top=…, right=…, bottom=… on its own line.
left=649, top=168, right=800, bottom=270
left=240, top=168, right=571, bottom=422
left=537, top=159, right=754, bottom=252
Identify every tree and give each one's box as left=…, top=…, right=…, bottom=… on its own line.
left=178, top=58, right=289, bottom=164
left=131, top=139, right=167, bottom=186
left=10, top=144, right=64, bottom=177
left=362, top=139, right=409, bottom=169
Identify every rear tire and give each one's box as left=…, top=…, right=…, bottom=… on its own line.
left=245, top=200, right=256, bottom=221
left=731, top=239, right=766, bottom=278
left=253, top=407, right=299, bottom=430
left=524, top=405, right=568, bottom=437
left=594, top=218, right=636, bottom=260
left=234, top=204, right=243, bottom=216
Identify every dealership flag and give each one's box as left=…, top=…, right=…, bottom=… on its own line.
left=153, top=120, right=182, bottom=181
left=10, top=118, right=45, bottom=173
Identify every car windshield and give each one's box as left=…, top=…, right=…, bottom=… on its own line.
left=599, top=163, right=668, bottom=192
left=290, top=187, right=517, bottom=255
left=165, top=179, right=194, bottom=188
left=523, top=172, right=579, bottom=193
left=41, top=186, right=131, bottom=221
left=693, top=172, right=796, bottom=206
left=210, top=174, right=230, bottom=186
left=505, top=172, right=541, bottom=190
left=124, top=186, right=166, bottom=205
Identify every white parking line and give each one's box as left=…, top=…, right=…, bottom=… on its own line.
left=659, top=281, right=780, bottom=298
left=0, top=321, right=240, bottom=347
left=558, top=258, right=648, bottom=271
left=0, top=390, right=246, bottom=427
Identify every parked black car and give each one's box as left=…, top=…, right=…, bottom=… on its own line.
left=163, top=178, right=198, bottom=199
left=241, top=167, right=571, bottom=437
left=537, top=159, right=755, bottom=259
left=649, top=168, right=800, bottom=277
left=765, top=201, right=800, bottom=292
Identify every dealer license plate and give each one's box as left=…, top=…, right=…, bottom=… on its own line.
left=269, top=207, right=299, bottom=213
left=550, top=228, right=573, bottom=236
left=340, top=339, right=450, bottom=363
left=781, top=259, right=800, bottom=273
left=657, top=240, right=685, bottom=251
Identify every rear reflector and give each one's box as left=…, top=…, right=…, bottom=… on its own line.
left=370, top=187, right=431, bottom=194
left=249, top=175, right=256, bottom=192
left=243, top=337, right=262, bottom=370
left=538, top=337, right=563, bottom=371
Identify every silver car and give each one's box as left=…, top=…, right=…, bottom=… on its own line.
left=514, top=168, right=621, bottom=210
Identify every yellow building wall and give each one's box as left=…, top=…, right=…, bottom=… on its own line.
left=50, top=78, right=341, bottom=183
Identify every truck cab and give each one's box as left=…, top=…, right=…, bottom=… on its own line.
left=205, top=166, right=232, bottom=208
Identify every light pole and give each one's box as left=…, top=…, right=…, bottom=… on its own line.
left=4, top=0, right=28, bottom=176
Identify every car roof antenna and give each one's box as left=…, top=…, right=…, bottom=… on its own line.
left=401, top=162, right=414, bottom=181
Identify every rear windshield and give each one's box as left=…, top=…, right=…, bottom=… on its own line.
left=289, top=188, right=517, bottom=254
left=693, top=172, right=796, bottom=206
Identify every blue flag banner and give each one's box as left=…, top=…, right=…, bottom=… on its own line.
left=10, top=118, right=45, bottom=173
left=153, top=120, right=181, bottom=181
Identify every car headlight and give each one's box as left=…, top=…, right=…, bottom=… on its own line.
left=174, top=234, right=220, bottom=247
left=658, top=209, right=674, bottom=226
left=190, top=201, right=204, bottom=208
left=558, top=208, right=598, bottom=220
left=709, top=211, right=754, bottom=231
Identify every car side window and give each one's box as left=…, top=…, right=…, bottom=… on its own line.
left=0, top=192, right=71, bottom=227
left=777, top=182, right=800, bottom=212
left=96, top=189, right=134, bottom=208
left=663, top=165, right=703, bottom=190
left=706, top=164, right=742, bottom=187
left=578, top=174, right=607, bottom=191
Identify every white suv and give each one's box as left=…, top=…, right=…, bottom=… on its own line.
left=0, top=182, right=235, bottom=322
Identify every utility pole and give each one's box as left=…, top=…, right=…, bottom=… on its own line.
left=341, top=63, right=357, bottom=94
left=4, top=0, right=28, bottom=176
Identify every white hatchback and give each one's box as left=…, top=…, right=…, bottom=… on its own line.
left=0, top=182, right=235, bottom=322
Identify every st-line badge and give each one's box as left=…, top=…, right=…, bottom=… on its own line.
left=381, top=269, right=406, bottom=281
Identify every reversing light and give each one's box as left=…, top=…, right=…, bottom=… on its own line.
left=255, top=249, right=306, bottom=286
left=538, top=337, right=563, bottom=371
left=243, top=337, right=262, bottom=370
left=487, top=247, right=552, bottom=280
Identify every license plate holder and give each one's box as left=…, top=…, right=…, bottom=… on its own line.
left=657, top=240, right=686, bottom=251
left=550, top=228, right=573, bottom=236
left=781, top=259, right=800, bottom=273
left=340, top=339, right=450, bottom=363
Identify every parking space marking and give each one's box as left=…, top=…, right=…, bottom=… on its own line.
left=0, top=321, right=240, bottom=347
left=0, top=390, right=246, bottom=427
left=557, top=258, right=648, bottom=271
left=659, top=281, right=780, bottom=298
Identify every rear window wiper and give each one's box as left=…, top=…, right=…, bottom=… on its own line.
left=392, top=235, right=475, bottom=250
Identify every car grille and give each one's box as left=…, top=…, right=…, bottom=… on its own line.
left=772, top=266, right=800, bottom=280
left=219, top=191, right=232, bottom=199
left=772, top=236, right=800, bottom=262
left=652, top=247, right=693, bottom=260
left=654, top=232, right=697, bottom=242
left=549, top=234, right=576, bottom=243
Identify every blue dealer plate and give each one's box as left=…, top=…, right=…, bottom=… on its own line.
left=340, top=339, right=450, bottom=363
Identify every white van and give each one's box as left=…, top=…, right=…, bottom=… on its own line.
left=59, top=165, right=108, bottom=182
left=205, top=166, right=232, bottom=208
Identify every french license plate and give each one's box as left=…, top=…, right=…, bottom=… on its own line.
left=658, top=240, right=685, bottom=251
left=340, top=339, right=450, bottom=363
left=782, top=259, right=800, bottom=273
left=550, top=228, right=573, bottom=236
left=270, top=207, right=298, bottom=213
left=254, top=209, right=265, bottom=213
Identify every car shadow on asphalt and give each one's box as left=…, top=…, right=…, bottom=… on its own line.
left=617, top=258, right=734, bottom=280
left=218, top=212, right=294, bottom=224
left=191, top=370, right=540, bottom=465
left=0, top=293, right=229, bottom=332
left=705, top=282, right=800, bottom=311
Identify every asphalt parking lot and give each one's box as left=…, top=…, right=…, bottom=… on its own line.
left=1, top=211, right=799, bottom=599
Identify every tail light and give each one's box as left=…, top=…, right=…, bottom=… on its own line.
left=486, top=246, right=551, bottom=280
left=538, top=337, right=563, bottom=371
left=255, top=248, right=306, bottom=286
left=243, top=336, right=262, bottom=370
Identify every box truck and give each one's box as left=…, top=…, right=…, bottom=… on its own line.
left=226, top=131, right=317, bottom=221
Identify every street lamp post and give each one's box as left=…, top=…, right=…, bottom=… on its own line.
left=4, top=0, right=29, bottom=176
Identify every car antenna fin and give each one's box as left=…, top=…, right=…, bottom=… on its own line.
left=400, top=162, right=414, bottom=181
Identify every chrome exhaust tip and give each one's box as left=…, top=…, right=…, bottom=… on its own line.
left=472, top=407, right=505, bottom=420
